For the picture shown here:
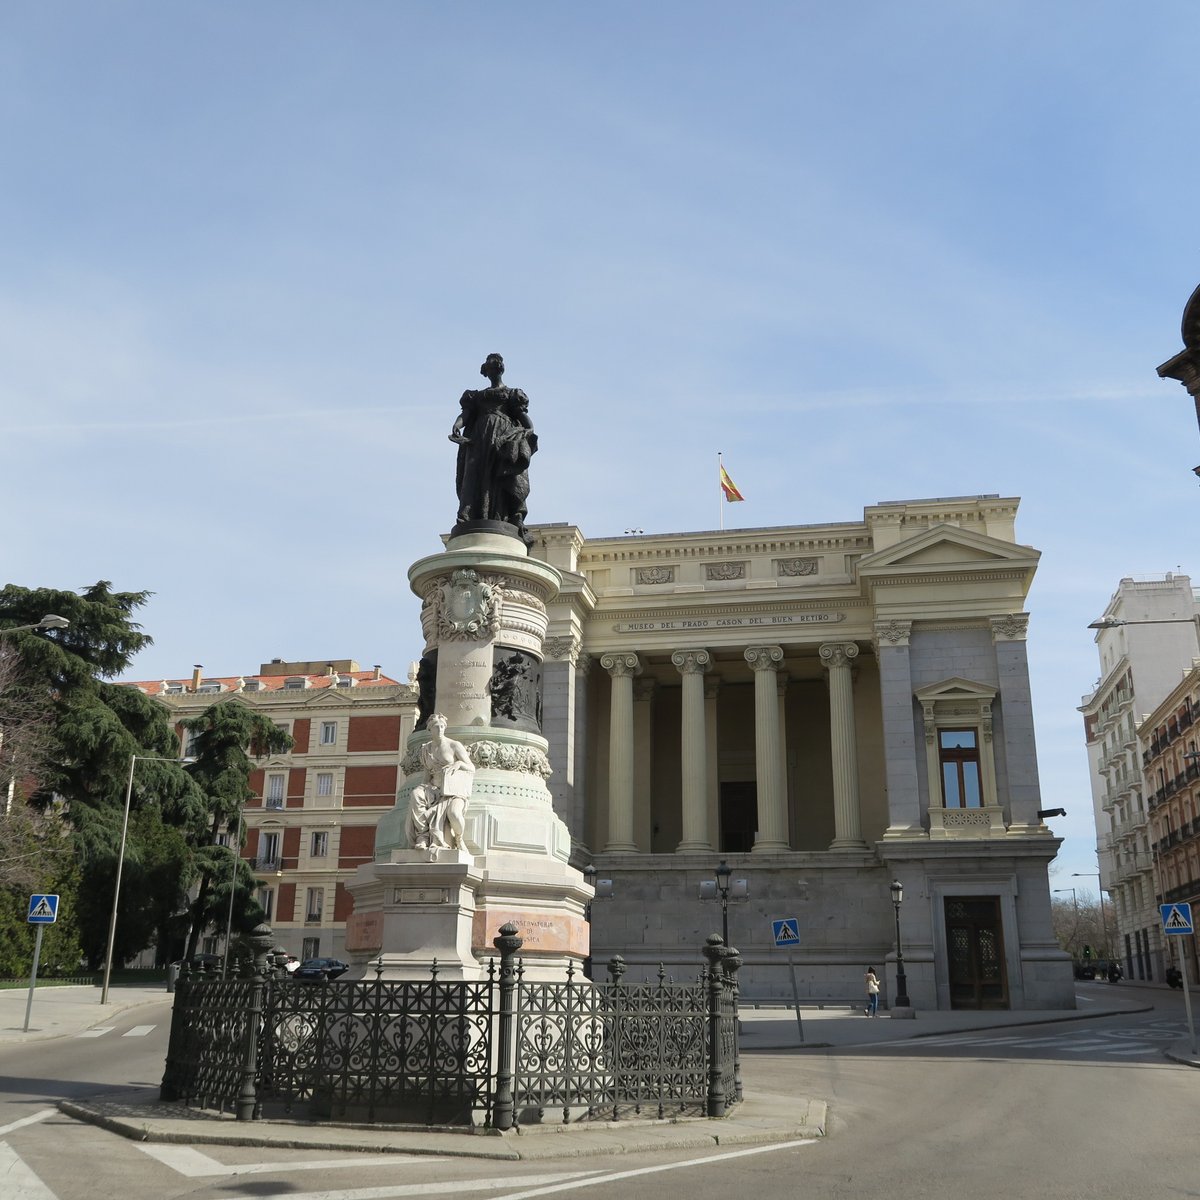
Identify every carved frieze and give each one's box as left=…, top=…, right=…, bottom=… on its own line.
left=990, top=613, right=1030, bottom=642
left=776, top=557, right=819, bottom=577
left=873, top=619, right=913, bottom=651
left=542, top=635, right=578, bottom=661
left=635, top=566, right=675, bottom=585
left=467, top=740, right=553, bottom=778
left=705, top=562, right=746, bottom=582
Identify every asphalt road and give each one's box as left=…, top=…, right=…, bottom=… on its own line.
left=1, top=988, right=1196, bottom=1200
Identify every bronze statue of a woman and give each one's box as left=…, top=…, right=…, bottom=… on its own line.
left=450, top=353, right=538, bottom=545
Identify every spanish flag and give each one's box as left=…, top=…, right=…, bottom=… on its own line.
left=719, top=463, right=745, bottom=502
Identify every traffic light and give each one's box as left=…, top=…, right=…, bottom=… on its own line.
left=1082, top=945, right=1093, bottom=959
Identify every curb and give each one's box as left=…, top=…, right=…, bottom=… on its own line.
left=57, top=1091, right=827, bottom=1160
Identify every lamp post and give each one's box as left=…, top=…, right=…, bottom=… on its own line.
left=221, top=804, right=246, bottom=980
left=1072, top=871, right=1112, bottom=958
left=101, top=753, right=193, bottom=1004
left=582, top=863, right=596, bottom=980
left=715, top=860, right=732, bottom=946
left=890, top=879, right=911, bottom=1008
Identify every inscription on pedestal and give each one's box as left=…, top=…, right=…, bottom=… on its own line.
left=436, top=640, right=493, bottom=727
left=394, top=888, right=451, bottom=904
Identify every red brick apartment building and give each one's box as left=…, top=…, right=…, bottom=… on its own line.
left=126, top=659, right=418, bottom=960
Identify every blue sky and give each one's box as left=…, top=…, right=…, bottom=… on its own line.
left=4, top=3, right=1200, bottom=891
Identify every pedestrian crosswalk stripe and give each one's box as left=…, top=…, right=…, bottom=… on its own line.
left=75, top=1028, right=114, bottom=1038
left=122, top=1025, right=155, bottom=1037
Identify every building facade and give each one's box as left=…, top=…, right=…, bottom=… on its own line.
left=1140, top=661, right=1200, bottom=983
left=128, top=659, right=418, bottom=961
left=526, top=494, right=1073, bottom=1009
left=1079, top=575, right=1200, bottom=981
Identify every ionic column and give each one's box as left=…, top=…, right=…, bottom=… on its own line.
left=704, top=677, right=721, bottom=848
left=745, top=645, right=789, bottom=851
left=601, top=652, right=640, bottom=852
left=820, top=642, right=866, bottom=848
left=672, top=648, right=712, bottom=851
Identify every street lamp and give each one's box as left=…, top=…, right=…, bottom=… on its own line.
left=1072, top=872, right=1112, bottom=958
left=1088, top=617, right=1200, bottom=631
left=0, top=615, right=70, bottom=636
left=715, top=860, right=732, bottom=945
left=699, top=861, right=748, bottom=945
left=221, top=804, right=247, bottom=980
left=890, top=879, right=911, bottom=1008
left=100, top=753, right=194, bottom=1004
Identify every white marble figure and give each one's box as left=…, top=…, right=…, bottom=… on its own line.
left=406, top=713, right=474, bottom=854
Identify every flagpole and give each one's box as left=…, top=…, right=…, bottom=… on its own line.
left=718, top=451, right=724, bottom=531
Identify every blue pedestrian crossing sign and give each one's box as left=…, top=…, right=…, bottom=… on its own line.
left=27, top=894, right=59, bottom=924
left=772, top=917, right=800, bottom=948
left=1161, top=902, right=1194, bottom=936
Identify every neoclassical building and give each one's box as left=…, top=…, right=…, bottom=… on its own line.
left=528, top=494, right=1073, bottom=1009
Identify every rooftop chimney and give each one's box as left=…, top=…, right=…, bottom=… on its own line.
left=191, top=664, right=203, bottom=692
left=373, top=664, right=383, bottom=680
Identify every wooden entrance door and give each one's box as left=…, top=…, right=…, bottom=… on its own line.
left=945, top=896, right=1009, bottom=1009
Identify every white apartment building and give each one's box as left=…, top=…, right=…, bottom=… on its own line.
left=1080, top=575, right=1200, bottom=979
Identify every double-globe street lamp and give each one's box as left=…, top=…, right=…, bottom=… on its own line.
left=890, top=879, right=911, bottom=1008
left=101, top=752, right=193, bottom=1004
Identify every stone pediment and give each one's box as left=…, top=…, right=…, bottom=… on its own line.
left=858, top=523, right=1037, bottom=572
left=914, top=677, right=997, bottom=704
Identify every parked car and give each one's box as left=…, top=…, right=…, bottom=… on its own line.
left=1074, top=961, right=1096, bottom=980
left=293, top=957, right=349, bottom=982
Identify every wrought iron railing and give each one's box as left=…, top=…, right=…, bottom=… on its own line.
left=160, top=924, right=740, bottom=1128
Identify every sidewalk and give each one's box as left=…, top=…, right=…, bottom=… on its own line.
left=0, top=982, right=170, bottom=1044
left=34, top=984, right=1199, bottom=1160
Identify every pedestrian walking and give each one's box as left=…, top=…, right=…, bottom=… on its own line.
left=864, top=966, right=881, bottom=1016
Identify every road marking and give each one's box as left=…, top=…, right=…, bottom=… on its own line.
left=121, top=1025, right=156, bottom=1037
left=491, top=1139, right=820, bottom=1200
left=209, top=1170, right=605, bottom=1199
left=135, top=1144, right=449, bottom=1177
left=0, top=1110, right=56, bottom=1137
left=74, top=1028, right=114, bottom=1038
left=0, top=1142, right=59, bottom=1199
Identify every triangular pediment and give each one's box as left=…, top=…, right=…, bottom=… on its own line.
left=914, top=677, right=997, bottom=703
left=857, top=523, right=1040, bottom=574
left=302, top=687, right=354, bottom=706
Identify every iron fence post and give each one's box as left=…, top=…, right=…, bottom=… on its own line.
left=723, top=945, right=743, bottom=1103
left=237, top=923, right=274, bottom=1121
left=702, top=934, right=726, bottom=1117
left=492, top=923, right=523, bottom=1131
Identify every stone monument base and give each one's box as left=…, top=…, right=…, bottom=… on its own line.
left=345, top=848, right=591, bottom=982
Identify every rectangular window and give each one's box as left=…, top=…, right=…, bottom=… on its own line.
left=302, top=937, right=320, bottom=960
left=256, top=886, right=273, bottom=920
left=320, top=721, right=337, bottom=746
left=316, top=772, right=334, bottom=797
left=259, top=831, right=280, bottom=869
left=311, top=831, right=328, bottom=857
left=265, top=774, right=285, bottom=808
left=305, top=887, right=323, bottom=922
left=939, top=729, right=982, bottom=808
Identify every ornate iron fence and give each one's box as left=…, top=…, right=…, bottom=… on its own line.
left=160, top=924, right=740, bottom=1128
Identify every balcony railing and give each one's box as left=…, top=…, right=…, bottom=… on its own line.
left=254, top=857, right=282, bottom=872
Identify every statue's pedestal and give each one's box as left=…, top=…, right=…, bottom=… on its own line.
left=346, top=847, right=591, bottom=981
left=345, top=527, right=592, bottom=980
left=346, top=850, right=484, bottom=980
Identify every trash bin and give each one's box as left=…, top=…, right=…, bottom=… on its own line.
left=167, top=963, right=180, bottom=993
